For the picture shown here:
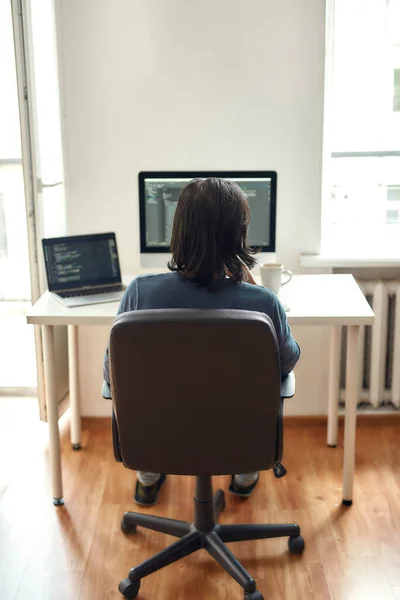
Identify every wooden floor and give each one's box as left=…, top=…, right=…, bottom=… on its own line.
left=1, top=399, right=400, bottom=600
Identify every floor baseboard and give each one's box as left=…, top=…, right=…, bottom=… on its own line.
left=284, top=412, right=400, bottom=427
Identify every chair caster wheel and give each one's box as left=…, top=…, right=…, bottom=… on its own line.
left=244, top=591, right=264, bottom=600
left=72, top=443, right=81, bottom=450
left=121, top=518, right=137, bottom=534
left=288, top=535, right=305, bottom=554
left=118, top=577, right=140, bottom=599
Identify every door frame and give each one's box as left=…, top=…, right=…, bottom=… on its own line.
left=11, top=0, right=46, bottom=418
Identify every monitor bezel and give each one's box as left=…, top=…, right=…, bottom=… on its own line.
left=42, top=232, right=122, bottom=292
left=138, top=171, right=277, bottom=253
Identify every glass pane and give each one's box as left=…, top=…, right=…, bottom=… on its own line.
left=323, top=0, right=400, bottom=252
left=0, top=164, right=31, bottom=300
left=386, top=209, right=399, bottom=223
left=0, top=1, right=21, bottom=158
left=326, top=156, right=400, bottom=226
left=387, top=186, right=400, bottom=201
left=0, top=301, right=37, bottom=387
left=29, top=0, right=64, bottom=183
left=0, top=192, right=7, bottom=258
left=332, top=0, right=400, bottom=151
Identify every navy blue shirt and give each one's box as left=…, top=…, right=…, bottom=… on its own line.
left=103, top=272, right=300, bottom=384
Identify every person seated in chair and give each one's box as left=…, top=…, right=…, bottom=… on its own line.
left=103, top=177, right=300, bottom=506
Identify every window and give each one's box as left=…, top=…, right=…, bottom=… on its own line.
left=322, top=0, right=400, bottom=255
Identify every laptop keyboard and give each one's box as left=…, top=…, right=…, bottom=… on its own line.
left=58, top=285, right=123, bottom=298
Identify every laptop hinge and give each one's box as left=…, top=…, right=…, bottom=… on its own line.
left=52, top=282, right=122, bottom=294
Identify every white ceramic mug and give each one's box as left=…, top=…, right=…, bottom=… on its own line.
left=260, top=263, right=292, bottom=294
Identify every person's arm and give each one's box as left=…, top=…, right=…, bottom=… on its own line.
left=239, top=266, right=299, bottom=374
left=242, top=265, right=299, bottom=374
left=102, top=278, right=139, bottom=385
left=271, top=296, right=300, bottom=377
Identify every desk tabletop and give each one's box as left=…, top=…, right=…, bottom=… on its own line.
left=26, top=273, right=374, bottom=327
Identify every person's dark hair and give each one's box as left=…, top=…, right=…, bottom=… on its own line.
left=168, top=177, right=257, bottom=284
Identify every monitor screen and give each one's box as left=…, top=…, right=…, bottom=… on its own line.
left=139, top=171, right=277, bottom=253
left=42, top=233, right=121, bottom=291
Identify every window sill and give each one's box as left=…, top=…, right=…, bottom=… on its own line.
left=300, top=254, right=400, bottom=268
left=305, top=225, right=400, bottom=268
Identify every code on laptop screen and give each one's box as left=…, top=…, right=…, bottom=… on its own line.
left=42, top=233, right=121, bottom=291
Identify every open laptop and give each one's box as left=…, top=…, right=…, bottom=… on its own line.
left=42, top=233, right=126, bottom=307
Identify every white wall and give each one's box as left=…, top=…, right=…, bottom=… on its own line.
left=56, top=0, right=329, bottom=416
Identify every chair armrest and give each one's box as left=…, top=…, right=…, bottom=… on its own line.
left=102, top=381, right=112, bottom=399
left=275, top=373, right=295, bottom=465
left=280, top=372, right=295, bottom=399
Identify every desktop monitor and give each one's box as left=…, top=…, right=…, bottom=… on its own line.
left=139, top=171, right=277, bottom=268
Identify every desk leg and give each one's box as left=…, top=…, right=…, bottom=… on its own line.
left=342, top=325, right=359, bottom=505
left=68, top=325, right=81, bottom=450
left=327, top=325, right=341, bottom=447
left=42, top=325, right=64, bottom=506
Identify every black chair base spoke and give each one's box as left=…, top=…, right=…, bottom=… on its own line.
left=118, top=476, right=304, bottom=599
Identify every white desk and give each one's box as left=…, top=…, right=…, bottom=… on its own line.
left=27, top=274, right=374, bottom=506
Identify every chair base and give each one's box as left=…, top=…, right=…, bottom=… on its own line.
left=118, top=476, right=304, bottom=599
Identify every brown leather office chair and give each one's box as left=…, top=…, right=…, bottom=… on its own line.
left=107, top=309, right=304, bottom=600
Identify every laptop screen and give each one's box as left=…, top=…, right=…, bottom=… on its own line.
left=42, top=233, right=122, bottom=292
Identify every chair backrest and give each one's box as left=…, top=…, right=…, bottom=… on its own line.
left=109, top=309, right=282, bottom=475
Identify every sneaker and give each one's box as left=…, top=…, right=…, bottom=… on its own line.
left=134, top=474, right=167, bottom=506
left=228, top=474, right=260, bottom=498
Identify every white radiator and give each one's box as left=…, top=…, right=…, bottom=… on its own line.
left=340, top=280, right=400, bottom=409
